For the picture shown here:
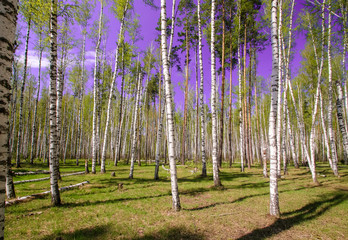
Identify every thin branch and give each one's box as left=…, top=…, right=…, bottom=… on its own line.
left=307, top=0, right=341, bottom=18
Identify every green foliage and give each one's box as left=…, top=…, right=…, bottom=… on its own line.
left=126, top=14, right=143, bottom=47
left=112, top=0, right=133, bottom=20
left=74, top=0, right=95, bottom=30
left=68, top=65, right=88, bottom=97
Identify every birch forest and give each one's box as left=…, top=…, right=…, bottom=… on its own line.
left=0, top=0, right=347, bottom=239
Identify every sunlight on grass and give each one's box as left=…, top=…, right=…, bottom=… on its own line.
left=5, top=159, right=348, bottom=240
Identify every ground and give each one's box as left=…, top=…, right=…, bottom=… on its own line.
left=5, top=159, right=348, bottom=240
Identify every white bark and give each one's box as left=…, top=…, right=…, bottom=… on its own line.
left=49, top=0, right=61, bottom=206
left=16, top=19, right=31, bottom=168
left=237, top=1, right=244, bottom=172
left=319, top=91, right=333, bottom=168
left=168, top=0, right=176, bottom=60
left=269, top=0, right=280, bottom=217
left=14, top=172, right=85, bottom=184
left=161, top=0, right=181, bottom=211
left=327, top=0, right=339, bottom=176
left=0, top=1, right=18, bottom=237
left=197, top=0, right=207, bottom=176
left=154, top=85, right=165, bottom=180
left=100, top=0, right=129, bottom=169
left=93, top=1, right=104, bottom=173
left=210, top=0, right=221, bottom=187
left=276, top=0, right=283, bottom=177
left=30, top=43, right=43, bottom=164
left=307, top=1, right=326, bottom=184
left=6, top=181, right=89, bottom=206
left=76, top=32, right=87, bottom=166
left=129, top=71, right=142, bottom=179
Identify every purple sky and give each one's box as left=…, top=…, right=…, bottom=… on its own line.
left=18, top=0, right=308, bottom=111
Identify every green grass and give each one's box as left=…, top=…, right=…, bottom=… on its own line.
left=5, top=159, right=348, bottom=240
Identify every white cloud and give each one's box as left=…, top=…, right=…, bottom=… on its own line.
left=85, top=50, right=96, bottom=58
left=18, top=50, right=50, bottom=69
left=85, top=58, right=95, bottom=67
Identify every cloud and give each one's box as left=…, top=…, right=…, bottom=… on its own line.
left=85, top=58, right=95, bottom=67
left=85, top=50, right=96, bottom=58
left=17, top=49, right=104, bottom=70
left=18, top=50, right=50, bottom=69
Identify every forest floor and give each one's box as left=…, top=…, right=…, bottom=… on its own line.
left=5, top=159, right=348, bottom=240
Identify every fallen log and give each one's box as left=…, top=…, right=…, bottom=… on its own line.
left=14, top=171, right=85, bottom=184
left=14, top=170, right=50, bottom=176
left=6, top=181, right=89, bottom=206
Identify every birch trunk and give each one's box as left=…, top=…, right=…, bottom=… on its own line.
left=168, top=0, right=177, bottom=60
left=1, top=0, right=18, bottom=210
left=276, top=0, right=283, bottom=177
left=137, top=83, right=144, bottom=166
left=154, top=83, right=165, bottom=180
left=114, top=48, right=126, bottom=166
left=100, top=0, right=129, bottom=169
left=76, top=31, right=86, bottom=166
left=286, top=104, right=298, bottom=168
left=129, top=62, right=142, bottom=178
left=195, top=46, right=199, bottom=164
left=228, top=9, right=233, bottom=167
left=161, top=0, right=181, bottom=211
left=93, top=1, right=104, bottom=173
left=181, top=24, right=189, bottom=165
left=49, top=0, right=61, bottom=206
left=30, top=41, right=43, bottom=164
left=219, top=0, right=225, bottom=168
left=333, top=2, right=348, bottom=165
left=10, top=61, right=18, bottom=155
left=210, top=0, right=221, bottom=187
left=307, top=1, right=326, bottom=183
left=319, top=91, right=333, bottom=168
left=282, top=0, right=297, bottom=169
left=327, top=1, right=339, bottom=176
left=16, top=19, right=31, bottom=168
left=56, top=22, right=68, bottom=162
left=269, top=0, right=280, bottom=217
left=237, top=1, right=244, bottom=172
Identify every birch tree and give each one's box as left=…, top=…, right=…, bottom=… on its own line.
left=210, top=0, right=221, bottom=187
left=49, top=0, right=61, bottom=206
left=129, top=70, right=142, bottom=179
left=327, top=0, right=339, bottom=176
left=16, top=0, right=34, bottom=168
left=100, top=0, right=129, bottom=173
left=237, top=0, right=244, bottom=172
left=269, top=0, right=280, bottom=217
left=93, top=0, right=104, bottom=173
left=0, top=3, right=18, bottom=238
left=197, top=0, right=207, bottom=177
left=74, top=0, right=94, bottom=166
left=161, top=0, right=180, bottom=211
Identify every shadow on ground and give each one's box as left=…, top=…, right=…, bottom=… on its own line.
left=132, top=226, right=205, bottom=240
left=40, top=225, right=205, bottom=240
left=236, top=192, right=347, bottom=240
left=41, top=224, right=111, bottom=240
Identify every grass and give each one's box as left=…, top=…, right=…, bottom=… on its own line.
left=5, top=159, right=348, bottom=240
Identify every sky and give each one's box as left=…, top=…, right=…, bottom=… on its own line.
left=17, top=0, right=308, bottom=111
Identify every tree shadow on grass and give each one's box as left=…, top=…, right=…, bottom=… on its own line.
left=40, top=224, right=111, bottom=240
left=183, top=192, right=269, bottom=211
left=236, top=192, right=347, bottom=240
left=183, top=186, right=312, bottom=212
left=133, top=226, right=206, bottom=240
